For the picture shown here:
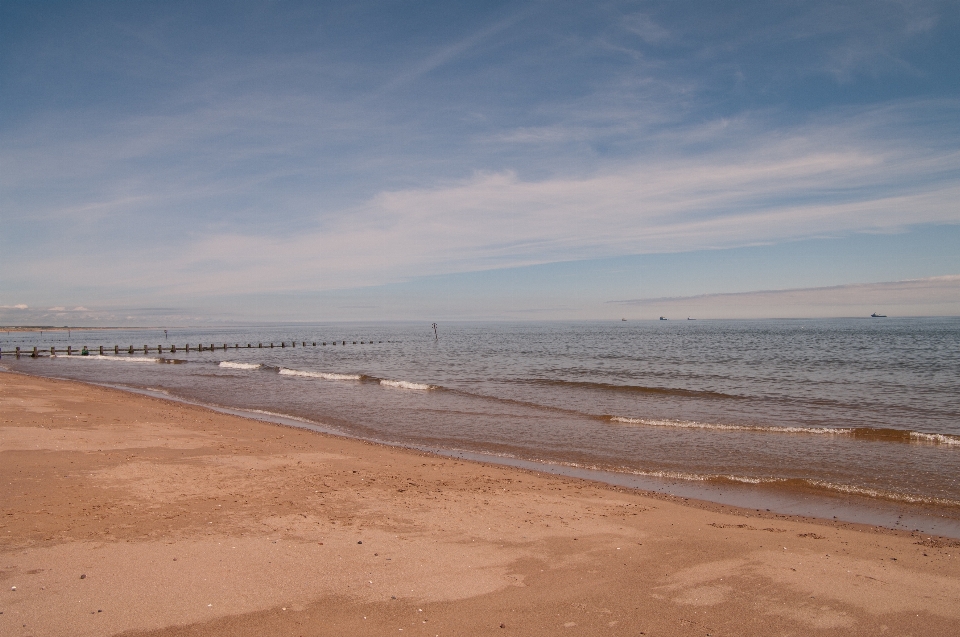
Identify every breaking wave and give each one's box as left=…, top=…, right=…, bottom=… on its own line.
left=380, top=379, right=434, bottom=390
left=526, top=378, right=741, bottom=400
left=81, top=355, right=160, bottom=363
left=607, top=416, right=960, bottom=446
left=608, top=416, right=850, bottom=436
left=910, top=432, right=960, bottom=446
left=278, top=367, right=362, bottom=381
left=537, top=459, right=960, bottom=507
left=245, top=408, right=322, bottom=425
left=219, top=361, right=263, bottom=370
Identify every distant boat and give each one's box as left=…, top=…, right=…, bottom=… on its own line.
left=871, top=312, right=887, bottom=318
left=621, top=318, right=627, bottom=321
left=659, top=316, right=667, bottom=321
left=687, top=317, right=696, bottom=320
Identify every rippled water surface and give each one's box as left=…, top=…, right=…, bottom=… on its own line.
left=4, top=318, right=959, bottom=527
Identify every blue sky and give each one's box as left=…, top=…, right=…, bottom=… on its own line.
left=2, top=0, right=959, bottom=323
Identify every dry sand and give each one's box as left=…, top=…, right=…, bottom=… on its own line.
left=1, top=371, right=959, bottom=636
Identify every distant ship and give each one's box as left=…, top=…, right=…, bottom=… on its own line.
left=687, top=317, right=696, bottom=320
left=621, top=318, right=627, bottom=321
left=659, top=316, right=667, bottom=321
left=871, top=312, right=887, bottom=318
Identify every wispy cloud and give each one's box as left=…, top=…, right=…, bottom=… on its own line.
left=2, top=1, right=958, bottom=318
left=621, top=13, right=672, bottom=45
left=609, top=275, right=960, bottom=319
left=4, top=102, right=959, bottom=299
left=375, top=8, right=531, bottom=96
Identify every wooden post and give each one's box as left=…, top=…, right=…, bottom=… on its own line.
left=158, top=345, right=162, bottom=354
left=16, top=347, right=21, bottom=359
left=51, top=346, right=56, bottom=355
left=258, top=343, right=262, bottom=348
left=114, top=345, right=119, bottom=354
left=171, top=345, right=176, bottom=353
left=68, top=345, right=72, bottom=355
left=32, top=346, right=38, bottom=358
left=281, top=342, right=285, bottom=348
left=186, top=344, right=190, bottom=352
left=128, top=345, right=134, bottom=354
left=270, top=343, right=274, bottom=348
left=143, top=345, right=148, bottom=354
left=99, top=346, right=104, bottom=355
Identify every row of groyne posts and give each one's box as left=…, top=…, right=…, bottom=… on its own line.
left=0, top=340, right=383, bottom=359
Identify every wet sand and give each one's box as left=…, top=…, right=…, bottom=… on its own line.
left=2, top=371, right=959, bottom=636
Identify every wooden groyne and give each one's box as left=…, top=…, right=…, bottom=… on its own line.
left=0, top=340, right=383, bottom=359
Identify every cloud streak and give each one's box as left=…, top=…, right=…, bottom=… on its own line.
left=4, top=104, right=960, bottom=300
left=2, top=1, right=959, bottom=318
left=610, top=275, right=960, bottom=319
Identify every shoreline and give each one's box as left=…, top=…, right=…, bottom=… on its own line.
left=101, top=386, right=960, bottom=541
left=3, top=371, right=960, bottom=635
left=8, top=364, right=960, bottom=540
left=98, top=377, right=960, bottom=542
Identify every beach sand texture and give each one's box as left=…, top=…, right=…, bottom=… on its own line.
left=2, top=372, right=959, bottom=636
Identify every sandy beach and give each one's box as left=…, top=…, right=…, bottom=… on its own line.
left=2, top=371, right=959, bottom=636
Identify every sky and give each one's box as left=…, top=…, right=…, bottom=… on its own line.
left=2, top=0, right=959, bottom=323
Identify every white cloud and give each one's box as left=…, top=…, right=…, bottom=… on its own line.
left=621, top=13, right=672, bottom=45
left=376, top=8, right=529, bottom=95
left=171, top=134, right=958, bottom=293
left=5, top=118, right=958, bottom=301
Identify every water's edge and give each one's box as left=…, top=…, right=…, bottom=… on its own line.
left=8, top=367, right=956, bottom=540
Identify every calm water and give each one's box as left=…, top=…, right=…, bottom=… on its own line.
left=4, top=319, right=960, bottom=532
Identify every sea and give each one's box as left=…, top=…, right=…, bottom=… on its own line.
left=3, top=318, right=959, bottom=537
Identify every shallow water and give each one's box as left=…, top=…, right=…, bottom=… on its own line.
left=4, top=319, right=959, bottom=533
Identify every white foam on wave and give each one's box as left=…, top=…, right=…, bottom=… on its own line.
left=278, top=367, right=361, bottom=381
left=609, top=416, right=851, bottom=436
left=804, top=480, right=960, bottom=507
left=623, top=467, right=784, bottom=484
left=246, top=408, right=320, bottom=425
left=535, top=458, right=785, bottom=486
left=910, top=432, right=960, bottom=446
left=219, top=361, right=262, bottom=370
left=78, top=355, right=160, bottom=363
left=380, top=379, right=433, bottom=391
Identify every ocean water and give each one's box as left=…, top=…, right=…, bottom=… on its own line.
left=4, top=319, right=960, bottom=534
